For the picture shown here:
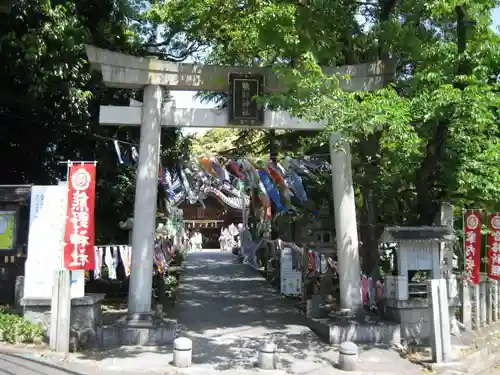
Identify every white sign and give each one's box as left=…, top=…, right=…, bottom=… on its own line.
left=24, top=185, right=84, bottom=299
left=71, top=270, right=85, bottom=298
left=280, top=247, right=302, bottom=297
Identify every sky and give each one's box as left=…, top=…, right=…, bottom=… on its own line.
left=493, top=6, right=500, bottom=29
left=170, top=90, right=215, bottom=136
left=171, top=7, right=500, bottom=136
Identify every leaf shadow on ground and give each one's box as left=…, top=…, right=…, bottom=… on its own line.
left=75, top=252, right=422, bottom=374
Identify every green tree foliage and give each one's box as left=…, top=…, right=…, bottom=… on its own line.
left=154, top=0, right=500, bottom=272
left=0, top=0, right=184, bottom=243
left=1, top=0, right=499, bottom=272
left=188, top=129, right=240, bottom=156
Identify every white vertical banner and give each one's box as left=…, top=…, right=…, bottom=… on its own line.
left=25, top=185, right=66, bottom=298
left=24, top=185, right=84, bottom=299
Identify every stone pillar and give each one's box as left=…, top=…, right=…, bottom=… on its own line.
left=479, top=282, right=487, bottom=327
left=49, top=270, right=71, bottom=352
left=460, top=280, right=472, bottom=330
left=447, top=274, right=458, bottom=300
left=497, top=280, right=500, bottom=321
left=491, top=280, right=497, bottom=322
left=436, top=203, right=454, bottom=276
left=329, top=133, right=362, bottom=311
left=487, top=280, right=495, bottom=324
left=128, top=84, right=163, bottom=316
left=428, top=279, right=452, bottom=363
left=474, top=284, right=480, bottom=329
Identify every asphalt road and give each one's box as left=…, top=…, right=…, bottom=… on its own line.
left=0, top=351, right=150, bottom=375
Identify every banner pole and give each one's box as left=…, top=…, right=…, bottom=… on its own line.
left=50, top=160, right=72, bottom=353
left=61, top=160, right=71, bottom=269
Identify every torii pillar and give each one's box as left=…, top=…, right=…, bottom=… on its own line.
left=85, top=45, right=396, bottom=316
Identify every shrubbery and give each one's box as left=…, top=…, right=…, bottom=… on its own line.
left=0, top=306, right=45, bottom=344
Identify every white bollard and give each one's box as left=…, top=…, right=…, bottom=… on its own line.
left=173, top=337, right=192, bottom=368
left=258, top=342, right=277, bottom=370
left=338, top=341, right=358, bottom=371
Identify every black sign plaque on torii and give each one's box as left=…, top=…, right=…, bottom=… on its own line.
left=228, top=73, right=264, bottom=126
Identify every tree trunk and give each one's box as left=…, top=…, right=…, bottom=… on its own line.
left=414, top=120, right=449, bottom=225
left=357, top=131, right=383, bottom=275
left=356, top=0, right=398, bottom=274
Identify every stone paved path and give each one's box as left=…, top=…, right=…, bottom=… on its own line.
left=174, top=250, right=423, bottom=374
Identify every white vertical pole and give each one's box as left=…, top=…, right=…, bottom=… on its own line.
left=438, top=279, right=452, bottom=362
left=50, top=166, right=71, bottom=352
left=329, top=133, right=362, bottom=311
left=429, top=279, right=443, bottom=363
left=128, top=85, right=163, bottom=316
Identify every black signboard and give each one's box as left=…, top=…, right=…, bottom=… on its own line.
left=228, top=73, right=264, bottom=126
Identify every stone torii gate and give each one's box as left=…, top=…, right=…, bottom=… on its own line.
left=85, top=45, right=395, bottom=320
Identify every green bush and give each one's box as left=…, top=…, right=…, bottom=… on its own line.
left=0, top=307, right=45, bottom=344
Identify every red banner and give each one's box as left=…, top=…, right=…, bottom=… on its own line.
left=488, top=213, right=500, bottom=280
left=464, top=210, right=482, bottom=285
left=63, top=163, right=96, bottom=271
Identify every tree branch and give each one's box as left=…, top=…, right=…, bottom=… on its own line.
left=144, top=41, right=203, bottom=62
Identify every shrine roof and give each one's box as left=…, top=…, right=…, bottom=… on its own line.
left=0, top=185, right=31, bottom=203
left=380, top=226, right=456, bottom=243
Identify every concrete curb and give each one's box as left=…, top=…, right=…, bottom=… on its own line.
left=423, top=335, right=500, bottom=373
left=0, top=342, right=66, bottom=359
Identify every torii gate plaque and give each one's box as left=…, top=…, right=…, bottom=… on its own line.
left=85, top=45, right=396, bottom=320
left=228, top=73, right=264, bottom=126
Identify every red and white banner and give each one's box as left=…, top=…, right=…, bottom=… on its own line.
left=487, top=213, right=500, bottom=280
left=63, top=163, right=96, bottom=271
left=464, top=210, right=482, bottom=285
